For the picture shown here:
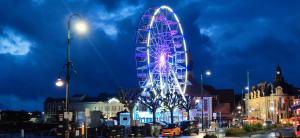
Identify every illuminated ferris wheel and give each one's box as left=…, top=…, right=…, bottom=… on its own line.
left=135, top=5, right=188, bottom=98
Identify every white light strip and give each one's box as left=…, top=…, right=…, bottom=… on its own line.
left=183, top=37, right=188, bottom=93
left=147, top=30, right=151, bottom=65
left=145, top=5, right=189, bottom=96
left=160, top=5, right=174, bottom=12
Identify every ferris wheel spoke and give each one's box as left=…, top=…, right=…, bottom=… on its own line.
left=170, top=69, right=185, bottom=97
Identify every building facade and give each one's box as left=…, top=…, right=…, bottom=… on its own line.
left=245, top=65, right=299, bottom=123
left=44, top=95, right=126, bottom=123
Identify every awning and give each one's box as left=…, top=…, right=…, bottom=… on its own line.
left=291, top=104, right=300, bottom=111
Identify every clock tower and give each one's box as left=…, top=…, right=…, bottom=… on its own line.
left=275, top=64, right=284, bottom=83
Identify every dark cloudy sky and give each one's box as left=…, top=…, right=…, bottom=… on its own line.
left=0, top=0, right=299, bottom=111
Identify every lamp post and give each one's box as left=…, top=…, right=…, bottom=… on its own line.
left=245, top=69, right=253, bottom=117
left=56, top=13, right=88, bottom=138
left=66, top=13, right=88, bottom=115
left=200, top=70, right=211, bottom=131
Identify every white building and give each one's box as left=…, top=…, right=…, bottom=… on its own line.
left=44, top=95, right=127, bottom=124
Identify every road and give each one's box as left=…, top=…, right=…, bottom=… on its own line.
left=157, top=128, right=294, bottom=138
left=251, top=128, right=295, bottom=138
left=0, top=128, right=294, bottom=138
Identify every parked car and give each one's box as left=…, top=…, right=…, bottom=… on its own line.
left=160, top=121, right=170, bottom=126
left=161, top=124, right=181, bottom=137
left=149, top=121, right=168, bottom=127
left=179, top=121, right=199, bottom=135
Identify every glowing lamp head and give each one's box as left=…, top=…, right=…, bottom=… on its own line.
left=237, top=105, right=242, bottom=110
left=245, top=86, right=249, bottom=91
left=55, top=78, right=64, bottom=87
left=205, top=70, right=211, bottom=76
left=74, top=20, right=88, bottom=34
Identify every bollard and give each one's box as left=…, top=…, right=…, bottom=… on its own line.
left=20, top=129, right=24, bottom=138
left=75, top=130, right=79, bottom=137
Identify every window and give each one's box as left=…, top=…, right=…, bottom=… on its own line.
left=112, top=106, right=116, bottom=111
left=105, top=106, right=110, bottom=111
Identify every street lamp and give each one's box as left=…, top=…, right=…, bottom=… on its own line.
left=237, top=105, right=242, bottom=110
left=74, top=20, right=88, bottom=35
left=205, top=70, right=211, bottom=76
left=245, top=86, right=249, bottom=91
left=56, top=13, right=88, bottom=138
left=200, top=70, right=211, bottom=131
left=55, top=78, right=64, bottom=87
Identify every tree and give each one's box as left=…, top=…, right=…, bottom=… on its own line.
left=118, top=88, right=141, bottom=126
left=162, top=92, right=181, bottom=124
left=139, top=91, right=162, bottom=124
left=178, top=94, right=195, bottom=120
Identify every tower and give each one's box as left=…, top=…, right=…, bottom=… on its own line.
left=275, top=64, right=284, bottom=83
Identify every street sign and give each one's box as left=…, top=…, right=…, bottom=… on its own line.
left=64, top=112, right=73, bottom=121
left=213, top=113, right=217, bottom=120
left=183, top=112, right=188, bottom=117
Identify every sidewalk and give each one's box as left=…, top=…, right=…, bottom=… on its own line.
left=199, top=128, right=226, bottom=138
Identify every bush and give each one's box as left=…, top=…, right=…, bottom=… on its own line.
left=225, top=128, right=247, bottom=136
left=273, top=124, right=282, bottom=128
left=243, top=124, right=252, bottom=132
left=242, top=123, right=263, bottom=132
left=252, top=123, right=263, bottom=131
left=284, top=123, right=293, bottom=127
